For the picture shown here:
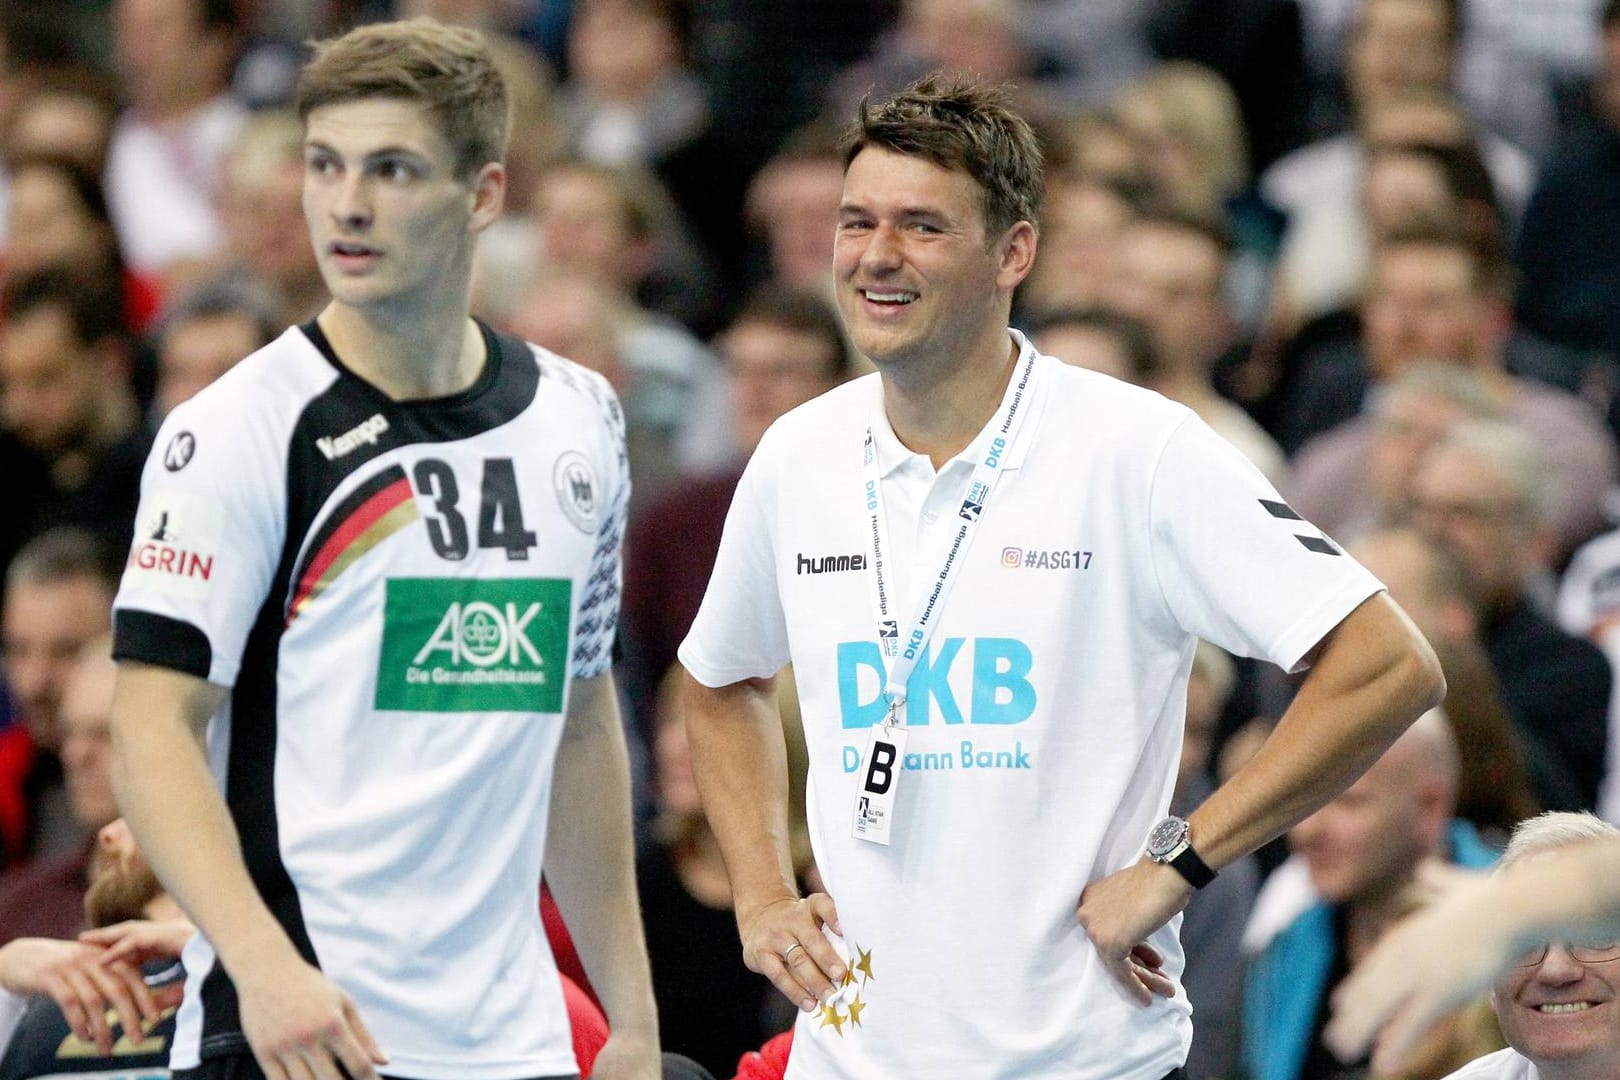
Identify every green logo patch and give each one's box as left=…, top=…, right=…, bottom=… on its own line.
left=376, top=577, right=572, bottom=712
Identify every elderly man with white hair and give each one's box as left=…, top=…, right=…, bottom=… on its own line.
left=1330, top=815, right=1620, bottom=1075
left=1330, top=812, right=1620, bottom=1080
left=1445, top=812, right=1620, bottom=1080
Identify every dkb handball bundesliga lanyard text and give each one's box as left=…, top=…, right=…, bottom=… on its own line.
left=852, top=344, right=1038, bottom=844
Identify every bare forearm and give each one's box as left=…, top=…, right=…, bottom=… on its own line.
left=681, top=671, right=798, bottom=921
left=1495, top=838, right=1620, bottom=954
left=109, top=668, right=296, bottom=979
left=544, top=676, right=657, bottom=1043
left=1189, top=594, right=1444, bottom=868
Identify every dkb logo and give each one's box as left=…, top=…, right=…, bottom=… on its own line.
left=836, top=637, right=1036, bottom=727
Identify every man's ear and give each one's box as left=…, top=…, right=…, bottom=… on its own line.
left=469, top=162, right=508, bottom=232
left=995, top=220, right=1038, bottom=292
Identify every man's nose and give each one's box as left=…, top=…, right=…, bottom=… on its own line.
left=1536, top=942, right=1589, bottom=984
left=860, top=222, right=903, bottom=271
left=331, top=174, right=372, bottom=230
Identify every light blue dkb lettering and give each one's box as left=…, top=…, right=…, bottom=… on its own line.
left=970, top=638, right=1036, bottom=724
left=836, top=638, right=1036, bottom=728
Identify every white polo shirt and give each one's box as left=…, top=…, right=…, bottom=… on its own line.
left=680, top=332, right=1384, bottom=1079
left=1443, top=1048, right=1540, bottom=1079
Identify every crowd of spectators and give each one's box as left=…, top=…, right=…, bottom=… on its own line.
left=1, top=0, right=1619, bottom=1077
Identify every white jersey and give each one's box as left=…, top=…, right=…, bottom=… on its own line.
left=680, top=332, right=1384, bottom=1079
left=1442, top=1048, right=1540, bottom=1079
left=112, top=321, right=628, bottom=1079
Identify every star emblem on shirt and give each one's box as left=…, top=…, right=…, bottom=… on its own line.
left=854, top=945, right=875, bottom=981
left=817, top=943, right=876, bottom=1038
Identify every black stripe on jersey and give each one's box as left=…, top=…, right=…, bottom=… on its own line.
left=112, top=609, right=212, bottom=678
left=194, top=594, right=314, bottom=1061
left=287, top=463, right=410, bottom=599
left=192, top=320, right=543, bottom=1059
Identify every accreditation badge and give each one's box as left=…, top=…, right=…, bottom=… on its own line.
left=850, top=723, right=906, bottom=845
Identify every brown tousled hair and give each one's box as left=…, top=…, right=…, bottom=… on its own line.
left=842, top=71, right=1044, bottom=239
left=295, top=18, right=508, bottom=180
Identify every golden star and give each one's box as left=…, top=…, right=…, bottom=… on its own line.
left=847, top=995, right=866, bottom=1028
left=840, top=967, right=856, bottom=989
left=854, top=945, right=875, bottom=982
left=819, top=1003, right=846, bottom=1036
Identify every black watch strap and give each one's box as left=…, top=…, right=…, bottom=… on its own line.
left=1168, top=844, right=1217, bottom=889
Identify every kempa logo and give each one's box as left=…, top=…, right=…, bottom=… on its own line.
left=796, top=552, right=867, bottom=575
left=317, top=414, right=390, bottom=460
left=163, top=431, right=195, bottom=471
left=377, top=578, right=571, bottom=712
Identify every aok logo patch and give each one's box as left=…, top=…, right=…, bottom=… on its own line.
left=376, top=578, right=572, bottom=712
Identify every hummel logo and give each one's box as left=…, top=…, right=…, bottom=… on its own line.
left=1260, top=499, right=1341, bottom=555
left=317, top=414, right=390, bottom=460
left=797, top=552, right=867, bottom=575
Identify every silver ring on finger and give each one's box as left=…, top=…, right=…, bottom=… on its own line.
left=782, top=942, right=806, bottom=962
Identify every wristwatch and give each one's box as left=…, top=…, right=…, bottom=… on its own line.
left=1146, top=816, right=1217, bottom=889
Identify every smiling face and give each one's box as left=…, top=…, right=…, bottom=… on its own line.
left=1494, top=939, right=1620, bottom=1077
left=302, top=97, right=503, bottom=317
left=833, top=146, right=1032, bottom=377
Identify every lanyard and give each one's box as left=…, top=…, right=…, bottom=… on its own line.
left=860, top=343, right=1038, bottom=728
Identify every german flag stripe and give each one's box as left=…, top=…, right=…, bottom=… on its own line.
left=286, top=468, right=417, bottom=624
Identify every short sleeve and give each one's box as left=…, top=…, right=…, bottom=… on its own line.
left=570, top=372, right=630, bottom=679
left=1149, top=414, right=1384, bottom=671
left=677, top=433, right=790, bottom=686
left=112, top=401, right=285, bottom=687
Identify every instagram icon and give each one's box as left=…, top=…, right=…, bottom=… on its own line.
left=1000, top=547, right=1023, bottom=568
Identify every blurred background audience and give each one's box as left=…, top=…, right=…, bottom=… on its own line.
left=1, top=1, right=1617, bottom=1075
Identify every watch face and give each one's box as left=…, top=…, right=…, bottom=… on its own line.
left=1147, top=817, right=1187, bottom=858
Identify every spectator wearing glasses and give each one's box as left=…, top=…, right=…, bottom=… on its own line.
left=1327, top=814, right=1620, bottom=1077
left=1439, top=812, right=1620, bottom=1080
left=1408, top=419, right=1613, bottom=809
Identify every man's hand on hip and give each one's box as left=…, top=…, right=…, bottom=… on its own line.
left=739, top=893, right=846, bottom=1014
left=1076, top=859, right=1190, bottom=1005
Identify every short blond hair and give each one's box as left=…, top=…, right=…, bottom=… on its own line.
left=295, top=17, right=508, bottom=179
